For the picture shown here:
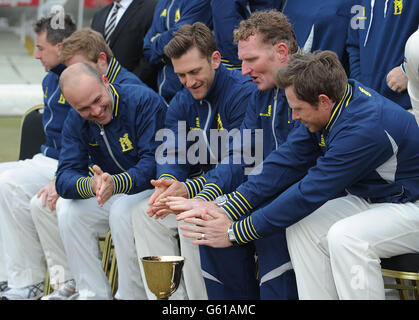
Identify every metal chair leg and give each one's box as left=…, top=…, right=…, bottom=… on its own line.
left=43, top=269, right=51, bottom=296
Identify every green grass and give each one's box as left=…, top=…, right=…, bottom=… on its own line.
left=0, top=116, right=22, bottom=162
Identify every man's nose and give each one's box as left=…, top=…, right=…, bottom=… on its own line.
left=185, top=75, right=197, bottom=88
left=241, top=61, right=251, bottom=76
left=34, top=49, right=41, bottom=59
left=91, top=105, right=102, bottom=117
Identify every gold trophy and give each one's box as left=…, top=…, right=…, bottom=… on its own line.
left=141, top=256, right=185, bottom=300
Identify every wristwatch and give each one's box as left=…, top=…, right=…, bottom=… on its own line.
left=214, top=194, right=228, bottom=207
left=227, top=224, right=239, bottom=245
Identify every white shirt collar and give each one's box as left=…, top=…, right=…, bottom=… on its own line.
left=115, top=0, right=133, bottom=10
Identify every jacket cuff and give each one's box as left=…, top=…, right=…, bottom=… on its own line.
left=76, top=176, right=95, bottom=199
left=400, top=62, right=406, bottom=75
left=194, top=183, right=223, bottom=202
left=231, top=217, right=261, bottom=245
left=220, top=191, right=253, bottom=221
left=158, top=173, right=177, bottom=181
left=111, top=172, right=133, bottom=194
left=184, top=176, right=206, bottom=199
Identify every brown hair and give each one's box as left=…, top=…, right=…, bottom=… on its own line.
left=34, top=14, right=76, bottom=45
left=59, top=28, right=113, bottom=64
left=164, top=22, right=217, bottom=61
left=275, top=50, right=348, bottom=105
left=233, top=10, right=298, bottom=54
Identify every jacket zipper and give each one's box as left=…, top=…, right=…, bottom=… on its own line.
left=159, top=65, right=167, bottom=96
left=98, top=124, right=126, bottom=171
left=42, top=84, right=61, bottom=155
left=200, top=100, right=217, bottom=163
left=166, top=0, right=175, bottom=29
left=159, top=0, right=175, bottom=96
left=272, top=88, right=279, bottom=149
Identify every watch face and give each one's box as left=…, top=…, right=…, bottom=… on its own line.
left=228, top=225, right=237, bottom=243
left=216, top=195, right=227, bottom=206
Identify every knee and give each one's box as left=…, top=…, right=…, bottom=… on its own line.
left=285, top=219, right=307, bottom=248
left=0, top=171, right=15, bottom=195
left=30, top=195, right=44, bottom=220
left=109, top=207, right=131, bottom=234
left=327, top=220, right=356, bottom=252
left=0, top=169, right=14, bottom=183
left=131, top=197, right=152, bottom=227
left=110, top=195, right=148, bottom=234
left=56, top=199, right=85, bottom=231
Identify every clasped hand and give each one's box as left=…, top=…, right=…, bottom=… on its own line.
left=91, top=164, right=114, bottom=207
left=165, top=196, right=234, bottom=248
left=146, top=179, right=189, bottom=218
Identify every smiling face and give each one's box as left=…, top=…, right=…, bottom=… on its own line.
left=285, top=85, right=332, bottom=133
left=34, top=30, right=60, bottom=71
left=238, top=33, right=285, bottom=91
left=64, top=74, right=114, bottom=125
left=172, top=46, right=220, bottom=100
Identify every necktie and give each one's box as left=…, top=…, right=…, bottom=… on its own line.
left=104, top=2, right=121, bottom=44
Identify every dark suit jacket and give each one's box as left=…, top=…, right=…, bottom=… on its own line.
left=91, top=0, right=158, bottom=91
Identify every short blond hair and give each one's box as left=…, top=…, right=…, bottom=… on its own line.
left=59, top=28, right=113, bottom=64
left=233, top=10, right=298, bottom=54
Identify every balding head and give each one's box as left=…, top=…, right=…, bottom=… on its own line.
left=59, top=62, right=103, bottom=95
left=59, top=62, right=113, bottom=125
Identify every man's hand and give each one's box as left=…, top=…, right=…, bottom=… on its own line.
left=91, top=165, right=114, bottom=207
left=146, top=179, right=188, bottom=218
left=96, top=172, right=114, bottom=207
left=37, top=179, right=59, bottom=211
left=386, top=66, right=408, bottom=92
left=164, top=196, right=218, bottom=215
left=90, top=164, right=103, bottom=195
left=176, top=207, right=233, bottom=248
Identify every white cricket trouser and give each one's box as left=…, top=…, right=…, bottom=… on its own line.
left=0, top=227, right=6, bottom=282
left=286, top=195, right=419, bottom=300
left=132, top=197, right=208, bottom=300
left=56, top=189, right=154, bottom=300
left=30, top=195, right=73, bottom=287
left=0, top=153, right=57, bottom=288
left=0, top=159, right=17, bottom=282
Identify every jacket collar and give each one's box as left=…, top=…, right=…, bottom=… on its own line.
left=200, top=63, right=227, bottom=102
left=50, top=63, right=66, bottom=76
left=105, top=57, right=121, bottom=83
left=324, top=83, right=353, bottom=133
left=108, top=83, right=120, bottom=118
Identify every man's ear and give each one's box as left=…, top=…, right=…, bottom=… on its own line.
left=318, top=94, right=333, bottom=111
left=96, top=52, right=109, bottom=73
left=102, top=74, right=110, bottom=87
left=274, top=42, right=289, bottom=64
left=211, top=50, right=221, bottom=70
left=55, top=42, right=62, bottom=56
left=97, top=52, right=108, bottom=65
